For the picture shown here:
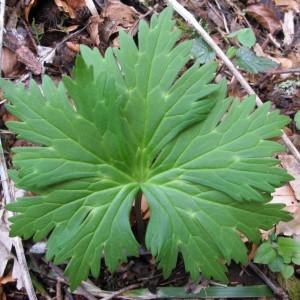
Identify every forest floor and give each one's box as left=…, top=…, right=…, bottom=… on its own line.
left=0, top=0, right=299, bottom=299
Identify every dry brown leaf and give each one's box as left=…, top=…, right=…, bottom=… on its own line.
left=16, top=46, right=42, bottom=75
left=65, top=25, right=80, bottom=32
left=260, top=184, right=298, bottom=240
left=253, top=43, right=294, bottom=68
left=67, top=0, right=86, bottom=10
left=287, top=46, right=300, bottom=66
left=275, top=0, right=300, bottom=12
left=54, top=0, right=85, bottom=19
left=49, top=25, right=80, bottom=33
left=277, top=204, right=300, bottom=236
left=100, top=0, right=140, bottom=44
left=66, top=41, right=81, bottom=52
left=1, top=48, right=19, bottom=77
left=284, top=127, right=293, bottom=136
left=3, top=29, right=42, bottom=75
left=279, top=154, right=300, bottom=200
left=271, top=184, right=296, bottom=205
left=54, top=0, right=76, bottom=18
left=247, top=4, right=282, bottom=33
left=273, top=57, right=294, bottom=68
left=88, top=15, right=103, bottom=46
left=24, top=0, right=37, bottom=22
left=0, top=274, right=15, bottom=285
left=179, top=0, right=207, bottom=19
left=271, top=155, right=300, bottom=236
left=228, top=77, right=247, bottom=99
left=2, top=112, right=19, bottom=123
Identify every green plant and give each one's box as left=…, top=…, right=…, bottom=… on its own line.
left=31, top=18, right=44, bottom=45
left=1, top=9, right=292, bottom=289
left=191, top=26, right=278, bottom=73
left=227, top=27, right=278, bottom=73
left=255, top=235, right=300, bottom=278
left=228, top=28, right=256, bottom=49
left=234, top=47, right=278, bottom=74
left=295, top=111, right=300, bottom=130
left=191, top=37, right=216, bottom=64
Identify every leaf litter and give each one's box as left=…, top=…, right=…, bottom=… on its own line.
left=272, top=154, right=300, bottom=237
left=0, top=209, right=24, bottom=290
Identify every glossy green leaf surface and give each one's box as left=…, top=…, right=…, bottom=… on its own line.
left=1, top=8, right=291, bottom=289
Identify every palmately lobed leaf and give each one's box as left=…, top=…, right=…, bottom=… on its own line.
left=0, top=8, right=292, bottom=289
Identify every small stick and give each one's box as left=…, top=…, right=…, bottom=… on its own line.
left=85, top=0, right=98, bottom=16
left=39, top=23, right=89, bottom=71
left=101, top=283, right=142, bottom=300
left=266, top=68, right=300, bottom=75
left=248, top=262, right=289, bottom=300
left=56, top=280, right=63, bottom=300
left=49, top=263, right=102, bottom=300
left=214, top=0, right=229, bottom=34
left=224, top=0, right=253, bottom=29
left=167, top=0, right=300, bottom=164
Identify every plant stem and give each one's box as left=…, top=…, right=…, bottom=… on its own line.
left=248, top=262, right=289, bottom=300
left=134, top=191, right=145, bottom=246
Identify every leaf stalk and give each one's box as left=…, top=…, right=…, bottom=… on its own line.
left=134, top=191, right=145, bottom=246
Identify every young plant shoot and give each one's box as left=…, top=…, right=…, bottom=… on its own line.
left=0, top=8, right=292, bottom=289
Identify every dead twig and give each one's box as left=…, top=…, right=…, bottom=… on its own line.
left=85, top=0, right=98, bottom=16
left=248, top=262, right=289, bottom=300
left=167, top=0, right=300, bottom=164
left=214, top=0, right=229, bottom=34
left=49, top=263, right=103, bottom=300
left=101, top=283, right=142, bottom=300
left=56, top=280, right=63, bottom=300
left=0, top=140, right=38, bottom=300
left=266, top=68, right=300, bottom=75
left=224, top=0, right=253, bottom=29
left=39, top=23, right=89, bottom=71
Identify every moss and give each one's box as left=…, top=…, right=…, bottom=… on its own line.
left=278, top=274, right=300, bottom=300
left=275, top=80, right=300, bottom=96
left=175, top=17, right=197, bottom=38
